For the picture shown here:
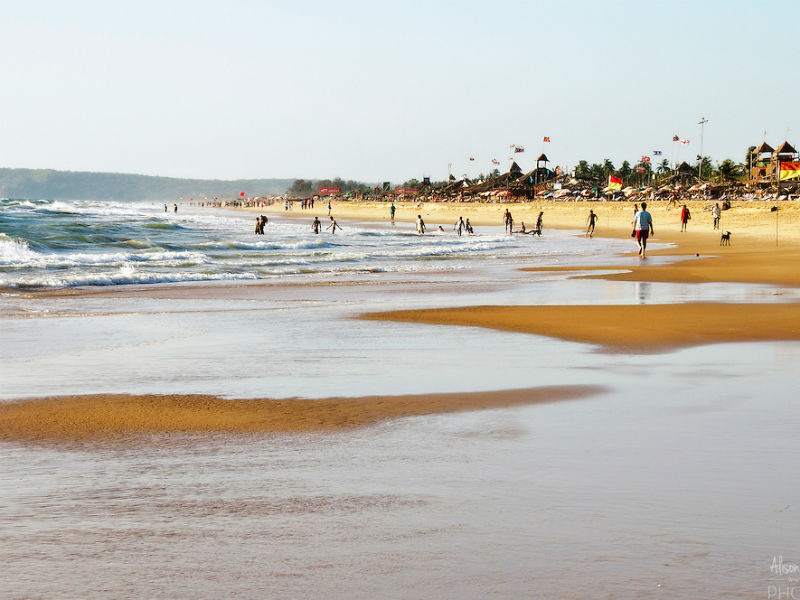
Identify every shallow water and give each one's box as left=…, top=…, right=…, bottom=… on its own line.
left=1, top=201, right=799, bottom=598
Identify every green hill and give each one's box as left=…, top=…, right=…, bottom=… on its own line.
left=0, top=168, right=292, bottom=201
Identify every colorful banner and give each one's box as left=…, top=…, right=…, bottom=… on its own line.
left=608, top=175, right=622, bottom=191
left=779, top=162, right=800, bottom=181
left=396, top=188, right=418, bottom=195
left=318, top=187, right=342, bottom=196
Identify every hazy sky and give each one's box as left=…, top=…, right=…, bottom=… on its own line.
left=1, top=0, right=797, bottom=182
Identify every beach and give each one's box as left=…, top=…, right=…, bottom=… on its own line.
left=2, top=198, right=799, bottom=598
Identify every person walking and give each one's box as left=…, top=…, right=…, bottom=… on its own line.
left=390, top=203, right=396, bottom=222
left=633, top=201, right=655, bottom=257
left=712, top=203, right=721, bottom=230
left=586, top=210, right=598, bottom=237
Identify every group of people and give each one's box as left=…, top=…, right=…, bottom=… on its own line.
left=504, top=209, right=544, bottom=236
left=284, top=198, right=317, bottom=211
left=311, top=216, right=341, bottom=234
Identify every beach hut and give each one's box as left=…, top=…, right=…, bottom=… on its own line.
left=750, top=142, right=775, bottom=180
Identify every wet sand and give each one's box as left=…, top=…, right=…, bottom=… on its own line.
left=360, top=303, right=800, bottom=353
left=0, top=386, right=602, bottom=443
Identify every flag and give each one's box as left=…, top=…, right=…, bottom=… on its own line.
left=514, top=146, right=525, bottom=153
left=673, top=135, right=679, bottom=142
left=469, top=157, right=475, bottom=161
left=491, top=158, right=500, bottom=166
left=681, top=139, right=690, bottom=145
left=653, top=150, right=662, bottom=156
left=607, top=175, right=622, bottom=191
left=641, top=156, right=651, bottom=163
left=543, top=136, right=550, bottom=143
left=780, top=162, right=800, bottom=181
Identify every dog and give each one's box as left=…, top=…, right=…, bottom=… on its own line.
left=720, top=231, right=731, bottom=246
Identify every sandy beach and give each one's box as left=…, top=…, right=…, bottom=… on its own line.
left=225, top=198, right=800, bottom=355
left=4, top=198, right=800, bottom=599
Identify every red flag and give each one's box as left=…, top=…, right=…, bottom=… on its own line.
left=543, top=136, right=550, bottom=143
left=240, top=191, right=245, bottom=196
left=673, top=135, right=679, bottom=142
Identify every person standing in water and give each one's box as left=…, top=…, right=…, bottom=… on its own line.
left=536, top=211, right=544, bottom=234
left=454, top=216, right=464, bottom=236
left=633, top=201, right=655, bottom=257
left=504, top=209, right=513, bottom=234
left=465, top=218, right=474, bottom=234
left=311, top=217, right=321, bottom=234
left=326, top=216, right=342, bottom=234
left=416, top=214, right=426, bottom=234
left=174, top=203, right=178, bottom=213
left=586, top=210, right=598, bottom=237
left=164, top=204, right=168, bottom=212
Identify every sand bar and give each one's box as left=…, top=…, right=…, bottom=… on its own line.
left=360, top=303, right=800, bottom=353
left=0, top=385, right=603, bottom=443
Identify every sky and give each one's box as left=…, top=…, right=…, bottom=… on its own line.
left=1, top=0, right=798, bottom=183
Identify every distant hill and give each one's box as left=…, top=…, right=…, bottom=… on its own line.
left=0, top=168, right=293, bottom=201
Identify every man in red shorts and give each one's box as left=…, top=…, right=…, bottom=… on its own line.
left=633, top=201, right=654, bottom=257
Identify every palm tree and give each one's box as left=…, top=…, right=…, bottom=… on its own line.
left=602, top=158, right=615, bottom=179
left=656, top=159, right=671, bottom=175
left=716, top=159, right=743, bottom=182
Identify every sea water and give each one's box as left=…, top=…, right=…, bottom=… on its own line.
left=1, top=198, right=633, bottom=289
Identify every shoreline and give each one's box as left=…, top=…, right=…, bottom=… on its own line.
left=4, top=199, right=799, bottom=432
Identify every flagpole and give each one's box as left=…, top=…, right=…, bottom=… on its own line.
left=698, top=117, right=709, bottom=179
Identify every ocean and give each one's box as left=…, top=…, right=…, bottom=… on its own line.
left=0, top=198, right=633, bottom=290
